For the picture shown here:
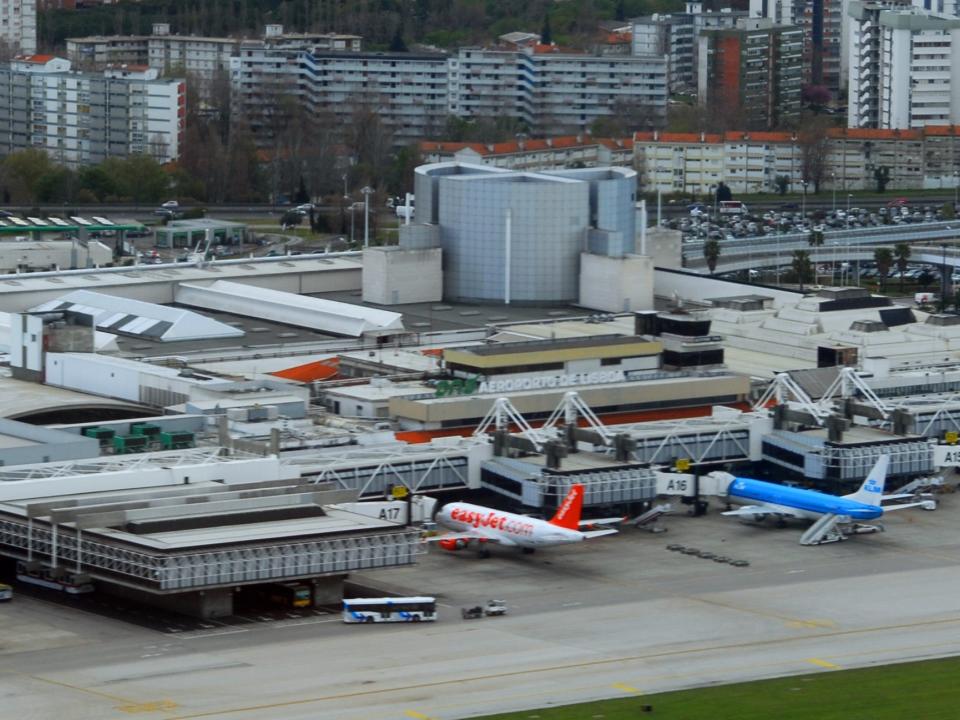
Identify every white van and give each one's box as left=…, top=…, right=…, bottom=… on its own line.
left=395, top=196, right=415, bottom=219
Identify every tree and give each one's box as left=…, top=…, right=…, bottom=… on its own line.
left=591, top=97, right=660, bottom=136
left=716, top=182, right=732, bottom=202
left=802, top=85, right=832, bottom=107
left=874, top=166, right=891, bottom=193
left=874, top=247, right=894, bottom=292
left=2, top=148, right=54, bottom=203
left=798, top=114, right=831, bottom=193
left=894, top=242, right=911, bottom=291
left=541, top=11, right=552, bottom=44
left=100, top=156, right=169, bottom=204
left=808, top=229, right=824, bottom=247
left=703, top=239, right=720, bottom=275
left=918, top=268, right=935, bottom=291
left=775, top=175, right=790, bottom=196
left=792, top=249, right=814, bottom=291
left=943, top=202, right=956, bottom=220
left=389, top=21, right=407, bottom=52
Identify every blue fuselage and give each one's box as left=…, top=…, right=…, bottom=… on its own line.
left=729, top=478, right=883, bottom=521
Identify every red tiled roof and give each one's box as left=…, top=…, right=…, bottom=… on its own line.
left=832, top=128, right=922, bottom=140
left=597, top=137, right=634, bottom=150
left=17, top=54, right=57, bottom=63
left=419, top=141, right=488, bottom=155
left=921, top=125, right=960, bottom=136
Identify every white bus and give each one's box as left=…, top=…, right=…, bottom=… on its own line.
left=342, top=596, right=437, bottom=623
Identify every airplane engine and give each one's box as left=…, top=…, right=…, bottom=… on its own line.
left=439, top=538, right=469, bottom=552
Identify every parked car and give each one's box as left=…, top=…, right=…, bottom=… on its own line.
left=160, top=200, right=179, bottom=209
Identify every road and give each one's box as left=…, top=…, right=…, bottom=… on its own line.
left=0, top=497, right=958, bottom=720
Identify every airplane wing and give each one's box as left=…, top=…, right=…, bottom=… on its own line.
left=423, top=529, right=517, bottom=547
left=581, top=528, right=618, bottom=539
left=578, top=516, right=625, bottom=527
left=882, top=493, right=918, bottom=502
left=722, top=505, right=801, bottom=519
left=882, top=500, right=936, bottom=512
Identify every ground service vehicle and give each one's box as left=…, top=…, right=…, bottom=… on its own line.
left=0, top=583, right=11, bottom=601
left=268, top=582, right=312, bottom=608
left=462, top=600, right=507, bottom=619
left=343, top=596, right=437, bottom=623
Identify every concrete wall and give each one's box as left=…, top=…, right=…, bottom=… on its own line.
left=0, top=418, right=101, bottom=467
left=439, top=175, right=589, bottom=303
left=362, top=247, right=443, bottom=305
left=579, top=253, right=654, bottom=313
left=640, top=227, right=683, bottom=269
left=46, top=352, right=142, bottom=402
left=654, top=268, right=803, bottom=308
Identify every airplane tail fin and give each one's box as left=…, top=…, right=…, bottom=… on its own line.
left=549, top=484, right=584, bottom=530
left=843, top=455, right=889, bottom=507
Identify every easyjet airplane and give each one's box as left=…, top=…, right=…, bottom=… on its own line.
left=428, top=484, right=619, bottom=557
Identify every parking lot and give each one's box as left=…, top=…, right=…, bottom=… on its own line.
left=673, top=198, right=954, bottom=244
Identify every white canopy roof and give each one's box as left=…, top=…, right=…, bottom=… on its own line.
left=30, top=289, right=244, bottom=342
left=175, top=280, right=403, bottom=337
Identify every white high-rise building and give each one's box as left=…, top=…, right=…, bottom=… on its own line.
left=0, top=56, right=184, bottom=166
left=847, top=1, right=960, bottom=128
left=0, top=0, right=36, bottom=55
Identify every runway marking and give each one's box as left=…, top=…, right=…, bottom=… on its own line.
left=403, top=711, right=435, bottom=720
left=116, top=699, right=179, bottom=713
left=686, top=595, right=834, bottom=629
left=787, top=619, right=836, bottom=630
left=24, top=673, right=134, bottom=704
left=165, top=613, right=960, bottom=719
left=805, top=658, right=841, bottom=670
left=611, top=682, right=642, bottom=694
left=176, top=628, right=250, bottom=640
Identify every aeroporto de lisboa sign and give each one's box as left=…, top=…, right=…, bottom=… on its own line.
left=435, top=370, right=627, bottom=397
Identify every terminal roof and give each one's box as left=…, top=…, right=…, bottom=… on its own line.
left=31, top=289, right=244, bottom=342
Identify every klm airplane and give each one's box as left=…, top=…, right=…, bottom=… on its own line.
left=718, top=455, right=933, bottom=544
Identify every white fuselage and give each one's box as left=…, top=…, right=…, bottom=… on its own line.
left=437, top=502, right=584, bottom=548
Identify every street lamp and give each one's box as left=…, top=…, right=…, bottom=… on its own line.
left=361, top=185, right=373, bottom=248
left=801, top=180, right=809, bottom=219
left=709, top=184, right=718, bottom=219
left=954, top=170, right=959, bottom=210
left=349, top=204, right=356, bottom=244
left=342, top=173, right=348, bottom=200
left=846, top=193, right=852, bottom=228
left=942, top=242, right=949, bottom=313
left=831, top=172, right=836, bottom=212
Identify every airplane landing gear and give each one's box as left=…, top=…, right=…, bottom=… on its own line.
left=522, top=547, right=536, bottom=555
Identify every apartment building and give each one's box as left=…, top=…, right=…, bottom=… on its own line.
left=633, top=126, right=960, bottom=193
left=631, top=3, right=745, bottom=93
left=231, top=42, right=667, bottom=147
left=528, top=47, right=667, bottom=133
left=632, top=14, right=694, bottom=91
left=67, top=23, right=361, bottom=100
left=0, top=0, right=36, bottom=55
left=231, top=47, right=450, bottom=144
left=420, top=135, right=635, bottom=170
left=848, top=2, right=960, bottom=129
left=698, top=18, right=803, bottom=131
left=749, top=0, right=846, bottom=93
left=450, top=44, right=667, bottom=134
left=0, top=55, right=184, bottom=166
